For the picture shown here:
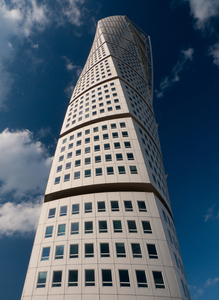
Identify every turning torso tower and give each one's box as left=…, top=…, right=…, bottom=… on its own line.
left=21, top=15, right=190, bottom=300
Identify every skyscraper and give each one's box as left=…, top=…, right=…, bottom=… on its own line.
left=21, top=15, right=190, bottom=300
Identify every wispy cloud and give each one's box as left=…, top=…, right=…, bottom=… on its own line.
left=204, top=205, right=219, bottom=222
left=209, top=42, right=219, bottom=67
left=0, top=197, right=43, bottom=236
left=155, top=48, right=194, bottom=98
left=0, top=128, right=53, bottom=198
left=189, top=277, right=219, bottom=299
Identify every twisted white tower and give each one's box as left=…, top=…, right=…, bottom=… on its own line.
left=21, top=15, right=190, bottom=300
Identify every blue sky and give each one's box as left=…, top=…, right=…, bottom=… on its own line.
left=0, top=0, right=219, bottom=299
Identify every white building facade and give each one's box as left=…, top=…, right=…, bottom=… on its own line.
left=21, top=15, right=190, bottom=300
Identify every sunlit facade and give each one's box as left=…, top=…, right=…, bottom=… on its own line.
left=21, top=15, right=190, bottom=300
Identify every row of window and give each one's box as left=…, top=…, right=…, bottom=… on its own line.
left=37, top=269, right=165, bottom=289
left=45, top=220, right=152, bottom=238
left=54, top=165, right=138, bottom=184
left=48, top=200, right=147, bottom=218
left=41, top=242, right=158, bottom=261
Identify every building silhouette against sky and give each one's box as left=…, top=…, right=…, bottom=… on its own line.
left=21, top=15, right=190, bottom=300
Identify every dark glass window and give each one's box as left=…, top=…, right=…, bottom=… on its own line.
left=104, top=143, right=110, bottom=150
left=52, top=271, right=62, bottom=287
left=124, top=142, right=131, bottom=148
left=71, top=222, right=79, bottom=235
left=45, top=226, right=53, bottom=238
left=114, top=142, right=120, bottom=149
left=111, top=123, right=116, bottom=129
left=96, top=168, right=102, bottom=176
left=147, top=244, right=158, bottom=259
left=111, top=201, right=119, bottom=211
left=107, top=167, right=114, bottom=175
left=136, top=270, right=148, bottom=287
left=122, top=131, right=128, bottom=137
left=95, top=156, right=101, bottom=163
left=94, top=145, right=100, bottom=151
left=116, top=243, right=126, bottom=257
left=116, top=153, right=123, bottom=161
left=85, top=157, right=91, bottom=165
left=98, top=202, right=105, bottom=212
left=152, top=271, right=165, bottom=289
left=70, top=244, right=78, bottom=258
left=68, top=270, right=78, bottom=286
left=102, top=270, right=112, bottom=286
left=85, top=221, right=93, bottom=234
left=85, top=202, right=92, bottom=213
left=48, top=208, right=56, bottom=219
left=85, top=243, right=94, bottom=257
left=85, top=169, right=91, bottom=177
left=37, top=272, right=47, bottom=288
left=57, top=224, right=66, bottom=236
left=119, top=270, right=130, bottom=287
left=138, top=201, right=147, bottom=212
left=131, top=243, right=142, bottom=258
left=105, top=154, right=112, bottom=161
left=55, top=245, right=64, bottom=259
left=60, top=206, right=67, bottom=216
left=99, top=220, right=107, bottom=233
left=100, top=243, right=110, bottom=257
left=127, top=220, right=137, bottom=233
left=142, top=221, right=152, bottom=233
left=85, top=270, right=95, bottom=286
left=124, top=201, right=133, bottom=211
left=130, top=166, right=138, bottom=174
left=41, top=247, right=50, bottom=261
left=127, top=153, right=134, bottom=160
left=72, top=204, right=79, bottom=215
left=113, top=220, right=122, bottom=232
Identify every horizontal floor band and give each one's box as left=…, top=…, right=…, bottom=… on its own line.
left=44, top=182, right=173, bottom=221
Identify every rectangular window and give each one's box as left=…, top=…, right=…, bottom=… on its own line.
left=54, top=177, right=60, bottom=185
left=113, top=220, right=122, bottom=232
left=85, top=157, right=91, bottom=165
left=94, top=135, right=99, bottom=142
left=142, top=221, right=152, bottom=233
left=70, top=244, right=78, bottom=258
left=102, top=270, right=112, bottom=286
left=85, top=202, right=92, bottom=213
left=98, top=201, right=105, bottom=212
left=112, top=132, right=118, bottom=138
left=174, top=252, right=180, bottom=268
left=105, top=154, right=112, bottom=161
left=85, top=137, right=90, bottom=144
left=75, top=160, right=81, bottom=167
left=68, top=270, right=78, bottom=286
left=119, top=270, right=130, bottom=287
left=55, top=245, right=64, bottom=259
left=57, top=165, right=62, bottom=172
left=59, top=155, right=64, bottom=162
left=76, top=149, right=81, bottom=156
left=107, top=167, right=114, bottom=175
left=64, top=174, right=70, bottom=182
left=71, top=222, right=79, bottom=235
left=127, top=153, right=134, bottom=160
left=67, top=152, right=72, bottom=159
left=66, top=162, right=71, bottom=169
left=74, top=171, right=80, bottom=179
left=60, top=206, right=67, bottom=216
left=124, top=142, right=131, bottom=148
left=130, top=166, right=138, bottom=174
left=68, top=143, right=73, bottom=149
left=120, top=122, right=126, bottom=128
left=45, top=226, right=53, bottom=238
left=37, top=272, right=47, bottom=288
left=124, top=201, right=133, bottom=211
left=57, top=224, right=66, bottom=236
left=72, top=204, right=79, bottom=215
left=85, top=129, right=90, bottom=135
left=104, top=143, right=110, bottom=150
left=147, top=244, right=158, bottom=259
left=111, top=201, right=119, bottom=211
left=85, top=221, right=93, bottom=234
left=103, top=133, right=109, bottom=139
left=116, top=153, right=123, bottom=161
left=138, top=201, right=147, bottom=212
left=85, top=169, right=91, bottom=177
left=95, top=156, right=101, bottom=163
left=41, top=247, right=50, bottom=261
left=122, top=131, right=128, bottom=137
left=85, top=243, right=94, bottom=257
left=76, top=140, right=81, bottom=146
left=94, top=145, right=100, bottom=151
left=85, top=270, right=95, bottom=286
left=85, top=147, right=90, bottom=153
left=48, top=208, right=56, bottom=219
left=127, top=220, right=137, bottom=233
left=99, top=220, right=107, bottom=233
left=96, top=168, right=102, bottom=176
left=111, top=123, right=116, bottom=129
left=52, top=271, right=62, bottom=287
left=116, top=243, right=126, bottom=257
left=152, top=271, right=165, bottom=289
left=136, top=270, right=148, bottom=287
left=114, top=142, right=120, bottom=149
left=100, top=243, right=110, bottom=257
left=131, top=243, right=142, bottom=258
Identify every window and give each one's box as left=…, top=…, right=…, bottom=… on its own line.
left=142, top=221, right=152, bottom=233
left=111, top=201, right=119, bottom=211
left=127, top=153, right=134, bottom=160
left=68, top=270, right=78, bottom=286
left=68, top=143, right=73, bottom=149
left=52, top=271, right=62, bottom=287
left=111, top=123, right=116, bottom=129
left=67, top=152, right=72, bottom=159
left=41, top=247, right=50, bottom=261
left=102, top=270, right=112, bottom=286
left=85, top=157, right=90, bottom=165
left=74, top=171, right=80, bottom=179
left=107, top=167, right=114, bottom=175
left=174, top=252, right=180, bottom=268
left=60, top=206, right=67, bottom=216
left=130, top=166, right=138, bottom=174
left=85, top=129, right=90, bottom=135
left=85, top=147, right=90, bottom=153
left=85, top=202, right=92, bottom=213
left=112, top=132, right=118, bottom=138
left=122, top=131, right=128, bottom=137
left=77, top=132, right=82, bottom=137
left=55, top=245, right=64, bottom=259
left=104, top=143, right=110, bottom=150
left=120, top=122, right=126, bottom=128
left=136, top=270, right=148, bottom=287
left=94, top=135, right=99, bottom=142
left=85, top=221, right=93, bottom=234
left=119, top=270, right=130, bottom=287
left=99, top=220, right=107, bottom=233
left=75, top=160, right=81, bottom=167
left=95, top=156, right=101, bottom=163
left=152, top=271, right=165, bottom=289
left=72, top=204, right=79, bottom=215
left=70, top=244, right=78, bottom=258
left=37, top=272, right=47, bottom=288
left=48, top=208, right=56, bottom=219
left=59, top=155, right=64, bottom=162
left=45, top=226, right=53, bottom=238
left=96, top=168, right=102, bottom=176
left=131, top=243, right=142, bottom=258
left=71, top=222, right=79, bottom=235
left=98, top=202, right=105, bottom=212
left=105, top=154, right=112, bottom=161
left=124, top=142, right=131, bottom=148
left=85, top=243, right=94, bottom=257
left=85, top=169, right=91, bottom=177
left=103, top=133, right=109, bottom=139
left=127, top=220, right=137, bottom=233
left=57, top=165, right=62, bottom=172
left=63, top=138, right=67, bottom=143
left=57, top=224, right=66, bottom=236
left=54, top=177, right=60, bottom=185
left=93, top=127, right=98, bottom=132
left=114, top=142, right=120, bottom=149
left=64, top=174, right=70, bottom=182
left=85, top=270, right=95, bottom=286
left=138, top=201, right=147, bottom=212
left=66, top=162, right=71, bottom=169
left=100, top=243, right=110, bottom=257
left=116, top=243, right=126, bottom=257
left=94, top=145, right=100, bottom=151
left=116, top=153, right=123, bottom=161
left=76, top=149, right=81, bottom=156
left=76, top=140, right=81, bottom=146
left=124, top=201, right=133, bottom=211
left=85, top=137, right=90, bottom=144
left=113, top=220, right=122, bottom=232
left=147, top=244, right=158, bottom=259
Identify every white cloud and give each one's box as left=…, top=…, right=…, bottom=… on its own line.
left=0, top=128, right=53, bottom=198
left=189, top=277, right=219, bottom=299
left=155, top=48, right=194, bottom=98
left=204, top=205, right=219, bottom=221
left=209, top=42, right=219, bottom=66
left=185, top=0, right=219, bottom=30
left=57, top=0, right=85, bottom=26
left=0, top=197, right=42, bottom=236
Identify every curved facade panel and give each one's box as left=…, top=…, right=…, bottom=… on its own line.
left=21, top=15, right=190, bottom=300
